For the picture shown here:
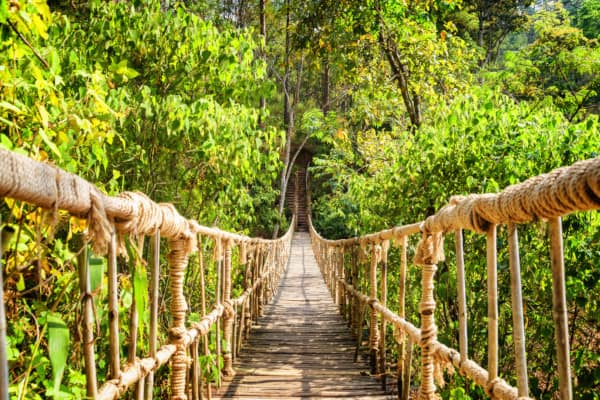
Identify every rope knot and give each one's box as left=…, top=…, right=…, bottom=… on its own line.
left=485, top=377, right=504, bottom=397
left=414, top=227, right=444, bottom=267
left=169, top=327, right=188, bottom=344
left=114, top=192, right=163, bottom=236
left=223, top=300, right=236, bottom=319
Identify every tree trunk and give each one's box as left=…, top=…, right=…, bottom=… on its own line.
left=273, top=0, right=293, bottom=238
left=374, top=2, right=421, bottom=129
left=258, top=0, right=267, bottom=129
left=321, top=57, right=330, bottom=114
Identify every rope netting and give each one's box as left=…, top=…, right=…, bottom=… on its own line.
left=0, top=149, right=294, bottom=400
left=309, top=156, right=600, bottom=400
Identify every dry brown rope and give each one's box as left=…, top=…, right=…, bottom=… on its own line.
left=167, top=236, right=195, bottom=400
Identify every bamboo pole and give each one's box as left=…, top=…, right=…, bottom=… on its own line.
left=355, top=301, right=368, bottom=363
left=455, top=230, right=469, bottom=360
left=548, top=217, right=572, bottom=400
left=397, top=235, right=410, bottom=400
left=129, top=238, right=143, bottom=399
left=222, top=240, right=234, bottom=377
left=145, top=232, right=160, bottom=400
left=486, top=225, right=499, bottom=382
left=107, top=229, right=121, bottom=380
left=215, top=239, right=223, bottom=388
left=379, top=241, right=389, bottom=390
left=77, top=243, right=98, bottom=399
left=0, top=215, right=9, bottom=400
left=198, top=237, right=211, bottom=400
left=191, top=339, right=200, bottom=400
left=507, top=223, right=529, bottom=397
left=352, top=246, right=360, bottom=336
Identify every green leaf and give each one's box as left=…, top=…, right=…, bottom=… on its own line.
left=0, top=0, right=7, bottom=24
left=38, top=128, right=61, bottom=159
left=88, top=256, right=105, bottom=293
left=47, top=313, right=70, bottom=395
left=0, top=134, right=13, bottom=150
left=133, top=263, right=148, bottom=335
left=0, top=101, right=22, bottom=114
left=16, top=273, right=25, bottom=291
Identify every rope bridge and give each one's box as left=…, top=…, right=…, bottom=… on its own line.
left=0, top=147, right=599, bottom=399
left=309, top=156, right=600, bottom=400
left=0, top=149, right=294, bottom=399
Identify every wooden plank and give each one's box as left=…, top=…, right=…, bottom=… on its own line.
left=215, top=233, right=394, bottom=399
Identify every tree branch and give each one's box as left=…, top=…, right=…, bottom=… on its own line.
left=7, top=20, right=49, bottom=69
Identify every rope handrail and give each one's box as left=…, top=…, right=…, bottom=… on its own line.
left=0, top=148, right=295, bottom=400
left=309, top=156, right=600, bottom=400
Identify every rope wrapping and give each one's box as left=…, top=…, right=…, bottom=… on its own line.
left=168, top=237, right=194, bottom=400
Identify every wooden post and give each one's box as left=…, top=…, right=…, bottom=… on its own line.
left=455, top=230, right=469, bottom=361
left=486, top=225, right=499, bottom=383
left=379, top=241, right=389, bottom=390
left=507, top=223, right=529, bottom=398
left=0, top=215, right=9, bottom=400
left=548, top=217, right=572, bottom=400
left=77, top=243, right=98, bottom=399
left=397, top=235, right=411, bottom=400
left=107, top=229, right=121, bottom=381
left=222, top=240, right=235, bottom=377
left=352, top=246, right=360, bottom=336
left=145, top=232, right=161, bottom=400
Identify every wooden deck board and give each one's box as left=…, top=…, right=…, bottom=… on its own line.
left=215, top=233, right=394, bottom=399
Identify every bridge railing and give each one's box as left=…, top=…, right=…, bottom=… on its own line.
left=309, top=156, right=600, bottom=400
left=0, top=148, right=294, bottom=400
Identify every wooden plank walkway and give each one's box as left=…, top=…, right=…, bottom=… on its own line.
left=216, top=232, right=393, bottom=399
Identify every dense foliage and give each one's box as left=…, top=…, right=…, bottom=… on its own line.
left=1, top=0, right=599, bottom=398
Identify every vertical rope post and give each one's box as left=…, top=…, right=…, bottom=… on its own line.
left=548, top=217, right=572, bottom=400
left=77, top=242, right=98, bottom=399
left=168, top=236, right=194, bottom=400
left=507, top=223, right=529, bottom=398
left=0, top=215, right=9, bottom=400
left=486, top=225, right=499, bottom=386
left=145, top=232, right=160, bottom=399
left=107, top=228, right=121, bottom=381
left=369, top=245, right=381, bottom=374
left=455, top=230, right=468, bottom=361
left=418, top=261, right=438, bottom=400
left=222, top=240, right=235, bottom=377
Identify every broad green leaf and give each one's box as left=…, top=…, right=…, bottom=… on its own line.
left=47, top=313, right=70, bottom=395
left=133, top=264, right=148, bottom=335
left=0, top=134, right=13, bottom=150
